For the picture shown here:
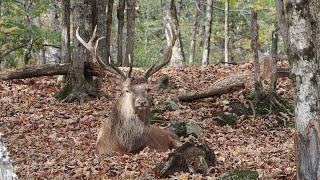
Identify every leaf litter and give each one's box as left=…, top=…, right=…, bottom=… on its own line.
left=0, top=63, right=295, bottom=179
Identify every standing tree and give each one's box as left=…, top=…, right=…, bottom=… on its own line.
left=188, top=0, right=200, bottom=65
left=161, top=0, right=185, bottom=66
left=61, top=0, right=71, bottom=64
left=224, top=0, right=229, bottom=63
left=105, top=0, right=114, bottom=61
left=124, top=0, right=136, bottom=67
left=201, top=0, right=213, bottom=67
left=49, top=0, right=60, bottom=63
left=283, top=1, right=320, bottom=179
left=54, top=0, right=106, bottom=103
left=116, top=0, right=125, bottom=65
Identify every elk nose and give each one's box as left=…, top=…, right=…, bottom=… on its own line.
left=137, top=99, right=147, bottom=106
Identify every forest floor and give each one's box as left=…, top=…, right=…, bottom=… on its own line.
left=0, top=62, right=295, bottom=179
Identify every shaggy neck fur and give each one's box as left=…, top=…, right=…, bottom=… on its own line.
left=111, top=94, right=150, bottom=152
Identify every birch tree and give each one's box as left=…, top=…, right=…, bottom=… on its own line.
left=224, top=0, right=229, bottom=63
left=61, top=0, right=71, bottom=63
left=162, top=0, right=185, bottom=66
left=188, top=0, right=200, bottom=65
left=283, top=1, right=320, bottom=178
left=201, top=0, right=213, bottom=67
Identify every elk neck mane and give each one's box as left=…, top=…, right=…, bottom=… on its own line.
left=110, top=94, right=150, bottom=152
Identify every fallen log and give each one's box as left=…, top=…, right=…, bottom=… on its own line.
left=0, top=62, right=106, bottom=80
left=178, top=83, right=245, bottom=102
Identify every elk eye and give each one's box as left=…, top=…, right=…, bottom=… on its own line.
left=146, top=88, right=151, bottom=93
left=125, top=90, right=131, bottom=93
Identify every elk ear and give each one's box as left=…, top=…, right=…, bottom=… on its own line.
left=107, top=75, right=123, bottom=90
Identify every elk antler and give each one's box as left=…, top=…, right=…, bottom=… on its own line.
left=76, top=25, right=131, bottom=79
left=143, top=24, right=177, bottom=80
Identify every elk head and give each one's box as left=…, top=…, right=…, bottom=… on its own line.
left=76, top=25, right=177, bottom=118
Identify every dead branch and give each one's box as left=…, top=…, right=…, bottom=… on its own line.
left=178, top=83, right=245, bottom=102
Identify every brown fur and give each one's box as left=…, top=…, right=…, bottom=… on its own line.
left=96, top=77, right=182, bottom=155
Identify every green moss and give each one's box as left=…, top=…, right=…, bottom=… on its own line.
left=213, top=112, right=237, bottom=126
left=219, top=169, right=259, bottom=180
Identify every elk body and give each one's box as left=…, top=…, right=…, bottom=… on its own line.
left=76, top=26, right=182, bottom=155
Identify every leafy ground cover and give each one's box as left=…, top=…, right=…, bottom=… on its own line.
left=0, top=64, right=295, bottom=179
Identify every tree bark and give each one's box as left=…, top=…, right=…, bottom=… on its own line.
left=105, top=0, right=114, bottom=61
left=275, top=0, right=289, bottom=52
left=116, top=0, right=125, bottom=66
left=162, top=0, right=185, bottom=66
left=55, top=0, right=107, bottom=103
left=124, top=0, right=136, bottom=67
left=0, top=136, right=16, bottom=180
left=250, top=8, right=263, bottom=100
left=61, top=0, right=71, bottom=63
left=178, top=83, right=245, bottom=102
left=224, top=0, right=229, bottom=63
left=201, top=0, right=213, bottom=67
left=270, top=28, right=278, bottom=93
left=188, top=0, right=200, bottom=65
left=49, top=0, right=61, bottom=63
left=24, top=1, right=32, bottom=65
left=284, top=1, right=320, bottom=179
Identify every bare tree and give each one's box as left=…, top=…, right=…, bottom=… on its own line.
left=105, top=0, right=114, bottom=61
left=283, top=1, right=320, bottom=179
left=49, top=0, right=61, bottom=63
left=275, top=0, right=288, bottom=52
left=162, top=0, right=185, bottom=66
left=61, top=0, right=71, bottom=63
left=250, top=8, right=263, bottom=100
left=124, top=0, right=136, bottom=67
left=201, top=0, right=213, bottom=67
left=116, top=0, right=125, bottom=65
left=188, top=0, right=200, bottom=65
left=224, top=0, right=229, bottom=63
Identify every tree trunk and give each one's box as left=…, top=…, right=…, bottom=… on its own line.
left=54, top=0, right=107, bottom=103
left=94, top=0, right=107, bottom=62
left=34, top=17, right=46, bottom=65
left=250, top=8, right=263, bottom=100
left=201, top=0, right=213, bottom=67
left=24, top=1, right=32, bottom=65
left=124, top=0, right=136, bottom=67
left=162, top=0, right=185, bottom=67
left=275, top=0, right=289, bottom=52
left=224, top=0, right=229, bottom=63
left=0, top=136, right=16, bottom=180
left=269, top=28, right=278, bottom=93
left=116, top=0, right=125, bottom=66
left=188, top=0, right=200, bottom=65
left=106, top=0, right=114, bottom=61
left=49, top=0, right=61, bottom=63
left=61, top=0, right=71, bottom=64
left=284, top=1, right=320, bottom=179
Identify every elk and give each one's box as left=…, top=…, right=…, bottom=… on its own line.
left=76, top=25, right=182, bottom=155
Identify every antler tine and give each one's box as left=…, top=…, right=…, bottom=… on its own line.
left=108, top=57, right=127, bottom=79
left=127, top=54, right=133, bottom=78
left=143, top=24, right=177, bottom=80
left=77, top=26, right=128, bottom=79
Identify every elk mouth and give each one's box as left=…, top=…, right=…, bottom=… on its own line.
left=136, top=106, right=148, bottom=110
